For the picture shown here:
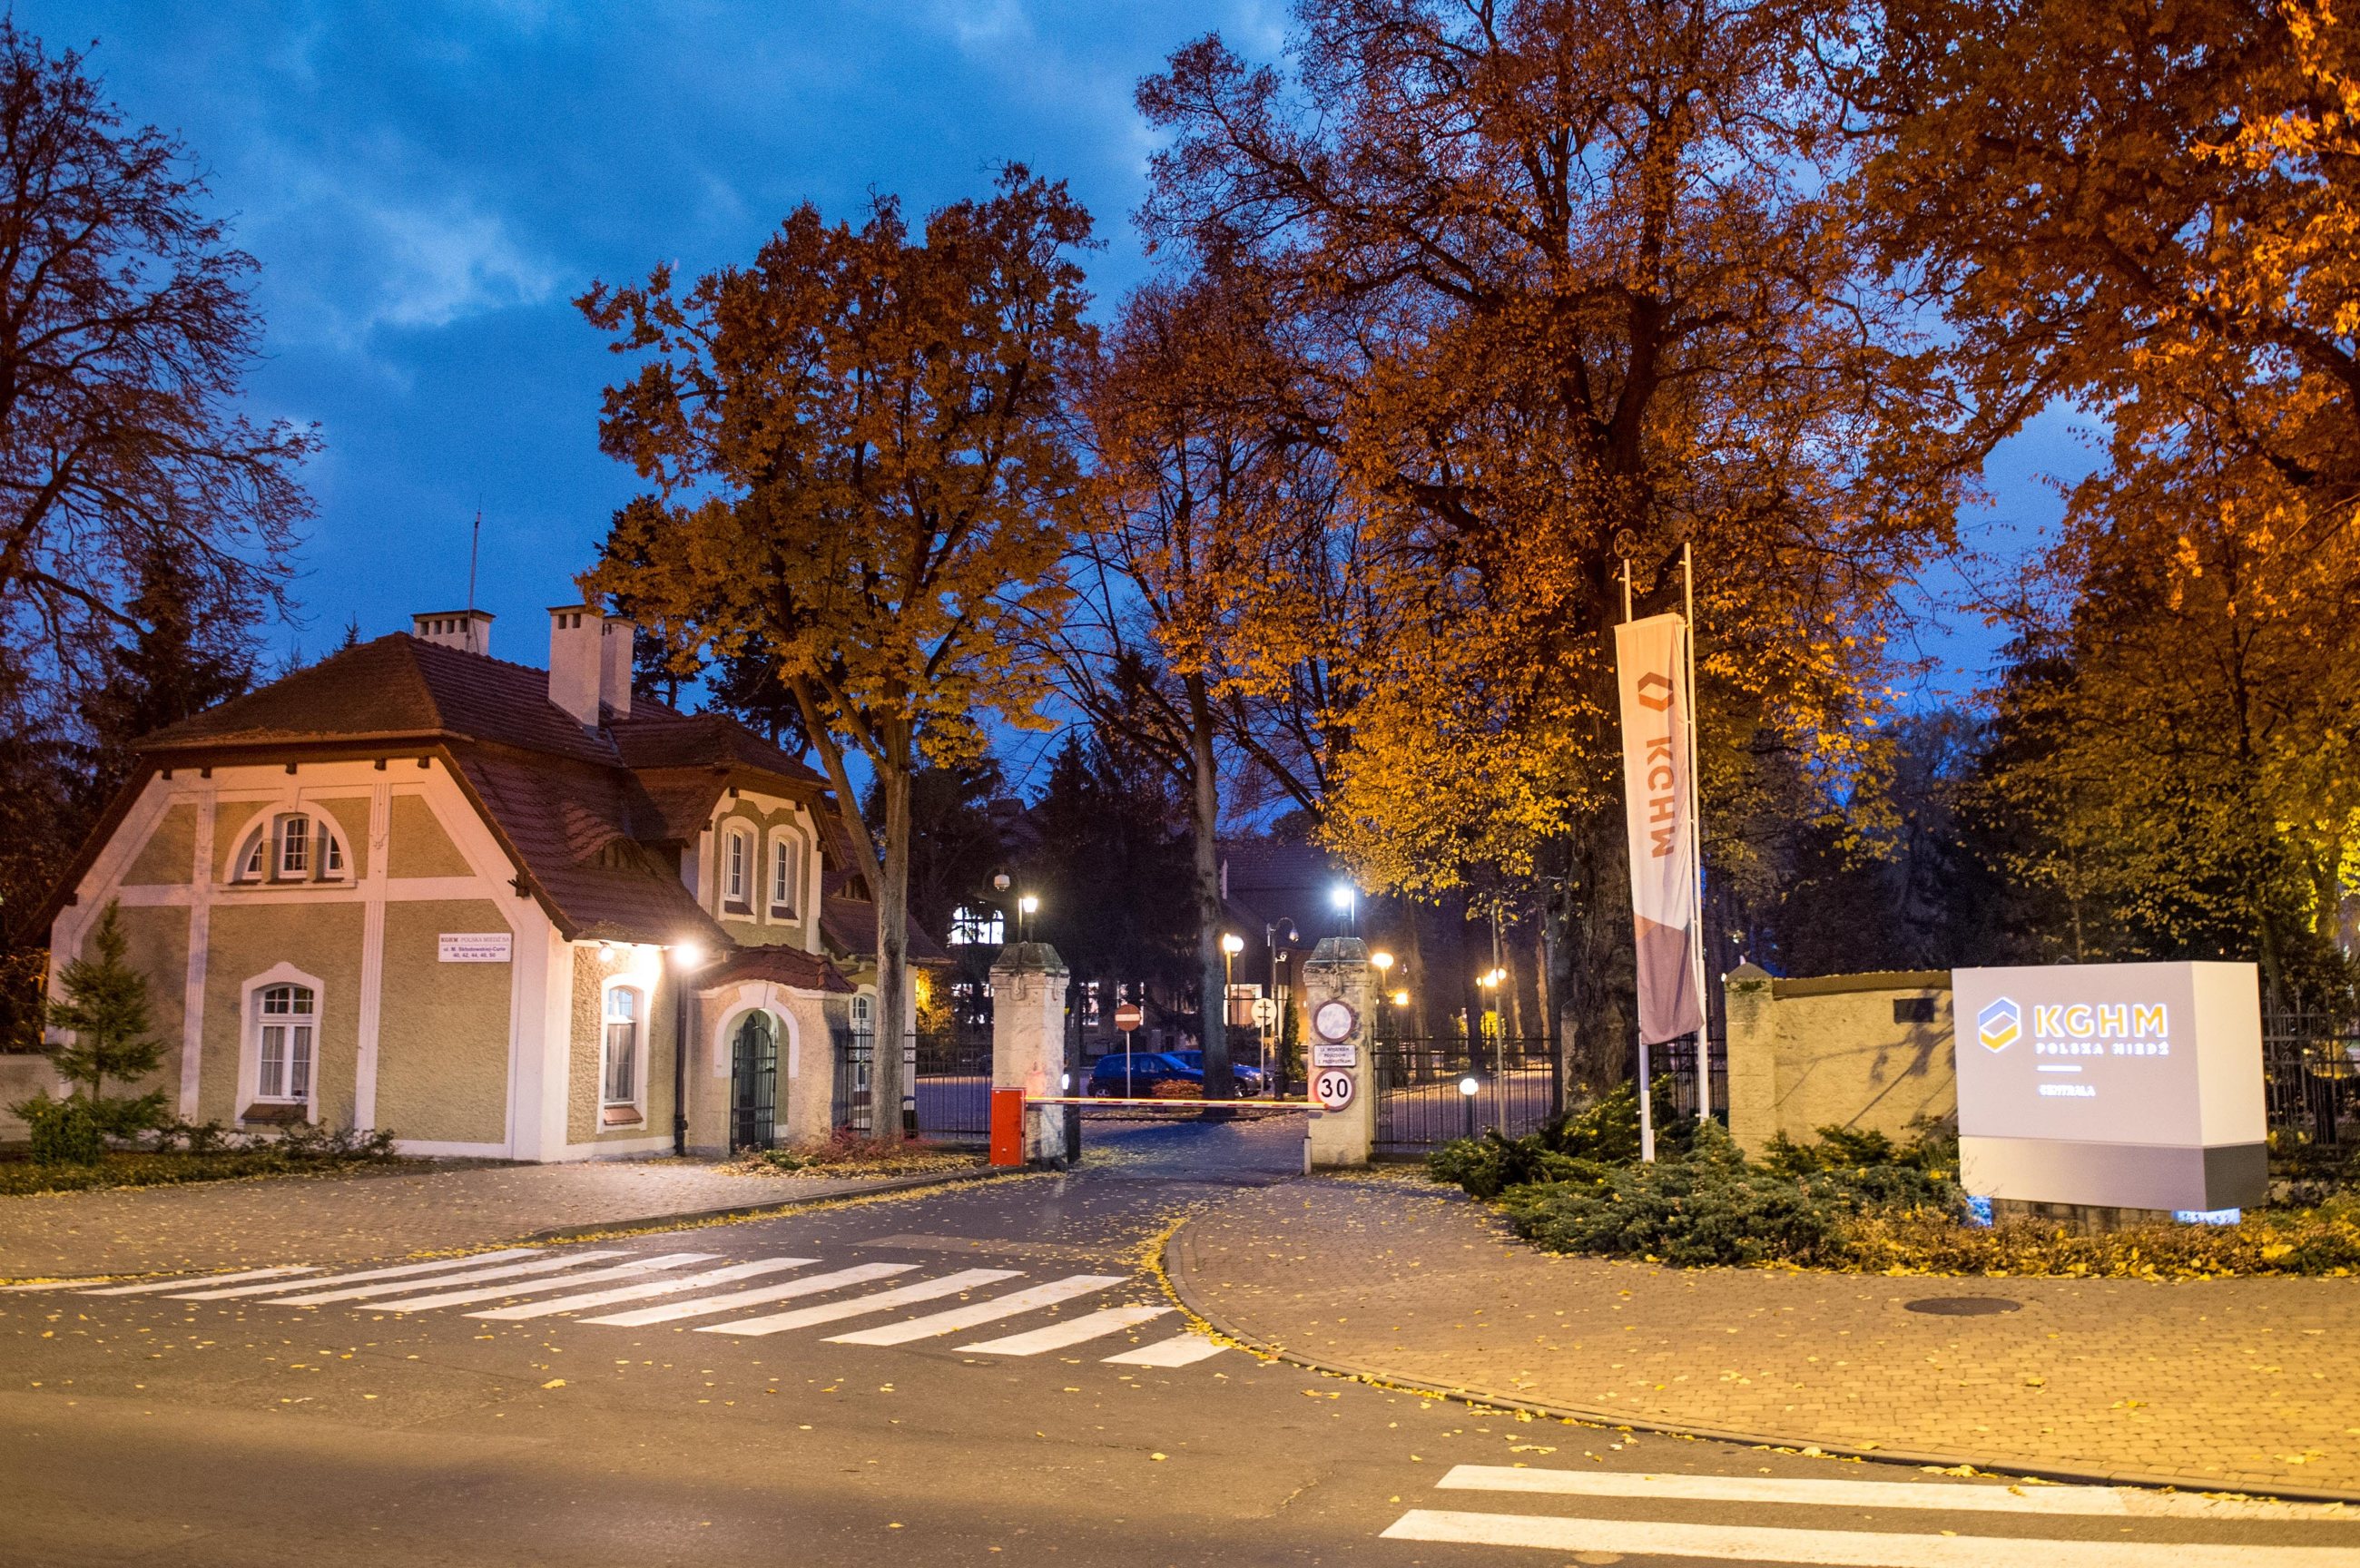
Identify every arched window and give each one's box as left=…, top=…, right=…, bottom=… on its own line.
left=722, top=826, right=752, bottom=914
left=949, top=905, right=1005, bottom=946
left=255, top=984, right=316, bottom=1102
left=768, top=830, right=802, bottom=919
left=229, top=812, right=349, bottom=886
left=603, top=985, right=643, bottom=1122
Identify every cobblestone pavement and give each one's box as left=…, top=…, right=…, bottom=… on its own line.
left=0, top=1161, right=987, bottom=1280
left=1165, top=1177, right=2360, bottom=1499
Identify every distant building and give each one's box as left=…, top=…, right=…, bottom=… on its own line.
left=28, top=602, right=945, bottom=1161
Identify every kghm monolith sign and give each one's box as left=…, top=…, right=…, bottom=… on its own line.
left=1952, top=962, right=2267, bottom=1212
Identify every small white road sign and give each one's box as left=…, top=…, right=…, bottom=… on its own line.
left=1313, top=1068, right=1356, bottom=1111
left=1250, top=997, right=1279, bottom=1028
left=1312, top=1043, right=1357, bottom=1068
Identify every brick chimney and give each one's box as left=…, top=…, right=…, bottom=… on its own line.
left=411, top=609, right=494, bottom=656
left=547, top=606, right=634, bottom=726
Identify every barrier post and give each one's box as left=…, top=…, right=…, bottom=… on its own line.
left=1302, top=936, right=1375, bottom=1169
left=989, top=1088, right=1026, bottom=1167
left=990, top=940, right=1071, bottom=1165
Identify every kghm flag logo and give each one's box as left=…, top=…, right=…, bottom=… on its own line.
left=1978, top=996, right=2021, bottom=1053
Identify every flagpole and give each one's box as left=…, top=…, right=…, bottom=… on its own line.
left=1622, top=554, right=1655, bottom=1164
left=1683, top=542, right=1710, bottom=1122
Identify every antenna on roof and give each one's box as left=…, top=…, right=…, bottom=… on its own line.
left=467, top=508, right=482, bottom=615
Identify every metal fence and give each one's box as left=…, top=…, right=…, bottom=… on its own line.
left=2265, top=1012, right=2358, bottom=1147
left=831, top=1028, right=991, bottom=1142
left=1372, top=1037, right=1558, bottom=1153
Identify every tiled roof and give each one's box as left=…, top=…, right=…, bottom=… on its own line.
left=448, top=750, right=728, bottom=948
left=821, top=894, right=953, bottom=966
left=695, top=944, right=854, bottom=995
left=608, top=708, right=826, bottom=786
left=142, top=635, right=617, bottom=764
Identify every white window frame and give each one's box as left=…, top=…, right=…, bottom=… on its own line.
left=238, top=963, right=325, bottom=1122
left=254, top=983, right=318, bottom=1102
left=225, top=808, right=354, bottom=887
left=600, top=980, right=647, bottom=1125
left=722, top=826, right=752, bottom=913
left=767, top=828, right=804, bottom=920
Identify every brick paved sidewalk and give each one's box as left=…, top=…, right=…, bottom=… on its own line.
left=0, top=1160, right=994, bottom=1280
left=1165, top=1178, right=2360, bottom=1499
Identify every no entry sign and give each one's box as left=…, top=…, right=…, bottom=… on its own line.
left=1114, top=1002, right=1144, bottom=1032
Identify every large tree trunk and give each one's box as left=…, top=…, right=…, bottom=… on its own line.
left=1559, top=806, right=1637, bottom=1098
left=872, top=744, right=913, bottom=1140
left=1185, top=672, right=1233, bottom=1099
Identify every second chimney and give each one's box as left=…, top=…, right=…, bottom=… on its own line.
left=547, top=605, right=634, bottom=726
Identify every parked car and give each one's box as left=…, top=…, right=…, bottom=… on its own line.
left=1087, top=1051, right=1266, bottom=1096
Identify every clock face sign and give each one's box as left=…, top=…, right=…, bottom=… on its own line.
left=1313, top=1068, right=1355, bottom=1111
left=1313, top=999, right=1359, bottom=1043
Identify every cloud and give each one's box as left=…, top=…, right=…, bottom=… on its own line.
left=241, top=146, right=557, bottom=352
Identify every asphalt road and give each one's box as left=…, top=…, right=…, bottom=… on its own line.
left=5, top=1117, right=2357, bottom=1567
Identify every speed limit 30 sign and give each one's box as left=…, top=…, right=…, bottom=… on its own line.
left=1313, top=1068, right=1356, bottom=1111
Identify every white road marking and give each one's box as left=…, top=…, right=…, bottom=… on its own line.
left=1436, top=1466, right=2359, bottom=1521
left=369, top=1253, right=719, bottom=1311
left=582, top=1263, right=921, bottom=1327
left=822, top=1273, right=1127, bottom=1346
left=700, top=1269, right=1021, bottom=1337
left=1, top=1279, right=111, bottom=1292
left=169, top=1250, right=539, bottom=1300
left=1101, top=1332, right=1226, bottom=1367
left=956, top=1304, right=1173, bottom=1356
left=83, top=1265, right=319, bottom=1296
left=467, top=1258, right=820, bottom=1320
left=264, top=1250, right=630, bottom=1306
left=1380, top=1510, right=2360, bottom=1566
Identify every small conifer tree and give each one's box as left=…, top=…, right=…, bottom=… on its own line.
left=46, top=901, right=169, bottom=1134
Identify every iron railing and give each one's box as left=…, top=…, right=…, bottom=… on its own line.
left=1372, top=1037, right=1558, bottom=1152
left=2264, top=1012, right=2357, bottom=1147
left=832, top=1027, right=991, bottom=1142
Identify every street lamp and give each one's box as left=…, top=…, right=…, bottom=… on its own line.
left=1458, top=1072, right=1480, bottom=1140
left=1018, top=892, right=1038, bottom=943
left=667, top=939, right=708, bottom=1158
left=1219, top=932, right=1244, bottom=1033
left=1329, top=882, right=1357, bottom=936
left=1370, top=950, right=1396, bottom=1038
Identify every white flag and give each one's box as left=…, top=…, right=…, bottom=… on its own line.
left=1614, top=613, right=1705, bottom=1045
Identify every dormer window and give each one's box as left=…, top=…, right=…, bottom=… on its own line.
left=230, top=812, right=352, bottom=887
left=722, top=826, right=752, bottom=915
left=769, top=829, right=803, bottom=920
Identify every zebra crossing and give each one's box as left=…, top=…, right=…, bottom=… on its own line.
left=50, top=1246, right=1231, bottom=1368
left=1379, top=1465, right=2360, bottom=1566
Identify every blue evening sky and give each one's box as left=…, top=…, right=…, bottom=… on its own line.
left=36, top=1, right=2088, bottom=753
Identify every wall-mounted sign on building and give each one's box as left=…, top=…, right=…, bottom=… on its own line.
left=1952, top=962, right=2265, bottom=1211
left=437, top=933, right=512, bottom=964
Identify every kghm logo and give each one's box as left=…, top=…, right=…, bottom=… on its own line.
left=1977, top=996, right=2021, bottom=1053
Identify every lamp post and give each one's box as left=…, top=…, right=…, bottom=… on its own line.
left=1329, top=883, right=1357, bottom=937
left=1459, top=1072, right=1480, bottom=1141
left=1220, top=932, right=1244, bottom=1035
left=1264, top=918, right=1298, bottom=1095
left=1476, top=966, right=1503, bottom=1069
left=669, top=940, right=705, bottom=1157
left=1371, top=949, right=1395, bottom=1040
left=1018, top=893, right=1038, bottom=945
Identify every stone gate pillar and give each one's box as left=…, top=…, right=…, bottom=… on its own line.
left=1301, top=936, right=1374, bottom=1169
left=990, top=941, right=1070, bottom=1165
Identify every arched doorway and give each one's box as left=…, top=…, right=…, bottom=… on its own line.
left=730, top=1012, right=778, bottom=1152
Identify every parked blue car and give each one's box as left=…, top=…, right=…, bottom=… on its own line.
left=1087, top=1050, right=1266, bottom=1096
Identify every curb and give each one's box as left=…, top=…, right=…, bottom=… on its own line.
left=519, top=1164, right=1028, bottom=1242
left=1158, top=1200, right=2360, bottom=1506
left=1, top=1165, right=1028, bottom=1287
